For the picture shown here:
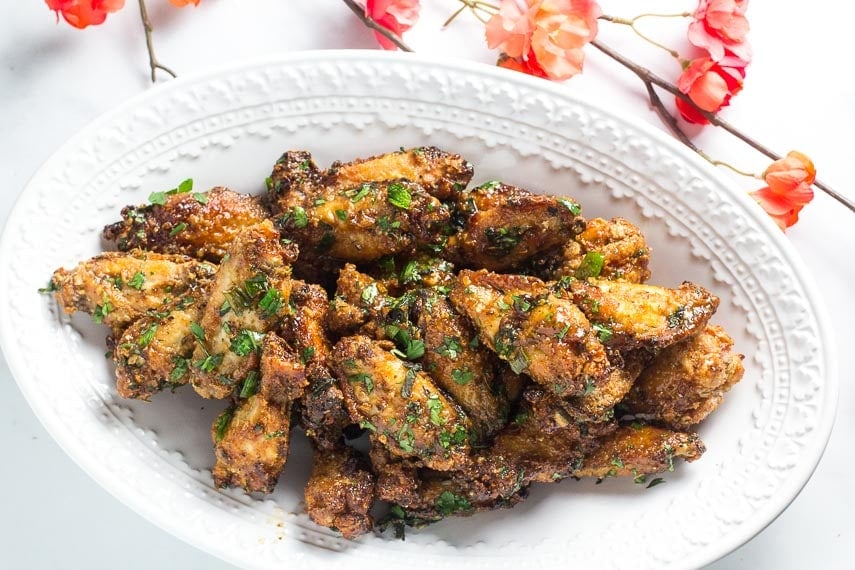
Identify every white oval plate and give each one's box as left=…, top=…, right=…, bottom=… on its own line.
left=0, top=51, right=836, bottom=569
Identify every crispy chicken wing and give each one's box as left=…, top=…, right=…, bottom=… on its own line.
left=563, top=351, right=646, bottom=422
left=103, top=187, right=269, bottom=263
left=189, top=221, right=297, bottom=399
left=51, top=250, right=215, bottom=332
left=573, top=424, right=705, bottom=480
left=332, top=336, right=471, bottom=471
left=535, top=217, right=651, bottom=283
left=622, top=325, right=745, bottom=429
left=446, top=182, right=585, bottom=271
left=568, top=279, right=719, bottom=350
left=112, top=293, right=202, bottom=400
left=300, top=365, right=350, bottom=450
left=450, top=269, right=610, bottom=398
left=304, top=446, right=375, bottom=539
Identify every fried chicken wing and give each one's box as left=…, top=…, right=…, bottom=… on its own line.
left=304, top=446, right=375, bottom=539
left=189, top=221, right=297, bottom=399
left=622, top=325, right=745, bottom=429
left=279, top=281, right=332, bottom=367
left=300, top=365, right=350, bottom=450
left=450, top=269, right=610, bottom=398
left=573, top=425, right=705, bottom=480
left=568, top=279, right=719, bottom=350
left=446, top=182, right=585, bottom=271
left=332, top=335, right=471, bottom=471
left=103, top=187, right=269, bottom=263
left=535, top=217, right=651, bottom=283
left=112, top=294, right=202, bottom=400
left=275, top=179, right=450, bottom=262
left=564, top=351, right=646, bottom=422
left=411, top=289, right=509, bottom=440
left=51, top=250, right=215, bottom=332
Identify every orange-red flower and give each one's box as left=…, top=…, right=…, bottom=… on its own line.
left=168, top=0, right=200, bottom=6
left=365, top=0, right=420, bottom=51
left=45, top=0, right=125, bottom=29
left=688, top=0, right=751, bottom=64
left=486, top=0, right=601, bottom=81
left=675, top=56, right=744, bottom=124
left=750, top=151, right=816, bottom=230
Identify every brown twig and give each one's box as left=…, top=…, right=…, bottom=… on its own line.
left=137, top=0, right=177, bottom=83
left=341, top=0, right=414, bottom=52
left=591, top=39, right=854, bottom=213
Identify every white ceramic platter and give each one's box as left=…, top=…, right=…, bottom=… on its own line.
left=0, top=51, right=836, bottom=569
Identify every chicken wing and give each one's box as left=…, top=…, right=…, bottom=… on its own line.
left=568, top=279, right=719, bottom=350
left=534, top=217, right=651, bottom=283
left=103, top=187, right=269, bottom=263
left=332, top=335, right=471, bottom=471
left=304, top=445, right=375, bottom=539
left=621, top=325, right=745, bottom=429
left=446, top=182, right=585, bottom=271
left=573, top=424, right=705, bottom=480
left=51, top=250, right=215, bottom=332
left=189, top=221, right=297, bottom=399
left=450, top=269, right=610, bottom=398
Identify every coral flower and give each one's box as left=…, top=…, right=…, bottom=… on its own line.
left=750, top=151, right=816, bottom=230
left=487, top=0, right=601, bottom=81
left=365, top=0, right=420, bottom=51
left=688, top=0, right=751, bottom=64
left=675, top=56, right=744, bottom=124
left=45, top=0, right=125, bottom=29
left=168, top=0, right=200, bottom=6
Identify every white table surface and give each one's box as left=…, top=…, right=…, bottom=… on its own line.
left=1, top=1, right=852, bottom=568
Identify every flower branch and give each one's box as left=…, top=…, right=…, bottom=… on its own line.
left=138, top=0, right=177, bottom=82
left=342, top=0, right=414, bottom=51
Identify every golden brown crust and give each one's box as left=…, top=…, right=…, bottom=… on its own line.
left=446, top=182, right=585, bottom=271
left=304, top=446, right=375, bottom=539
left=103, top=187, right=270, bottom=263
left=622, top=325, right=745, bottom=429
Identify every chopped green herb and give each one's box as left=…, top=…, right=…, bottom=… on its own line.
left=397, top=424, right=415, bottom=453
left=351, top=183, right=374, bottom=203
left=192, top=192, right=208, bottom=204
left=138, top=323, right=158, bottom=347
left=214, top=407, right=234, bottom=442
left=239, top=370, right=259, bottom=398
left=361, top=283, right=379, bottom=304
left=128, top=271, right=145, bottom=290
left=478, top=180, right=501, bottom=190
left=93, top=299, right=113, bottom=325
left=335, top=209, right=347, bottom=221
left=399, top=260, right=419, bottom=284
left=484, top=226, right=523, bottom=255
left=426, top=394, right=444, bottom=426
left=265, top=430, right=287, bottom=440
left=435, top=491, right=472, bottom=516
left=170, top=357, right=190, bottom=383
left=377, top=215, right=401, bottom=233
left=610, top=457, right=624, bottom=469
left=647, top=477, right=666, bottom=489
left=258, top=289, right=283, bottom=318
left=556, top=323, right=571, bottom=340
left=497, top=299, right=511, bottom=311
left=558, top=198, right=582, bottom=215
left=38, top=280, right=59, bottom=294
left=574, top=251, right=605, bottom=279
left=592, top=323, right=613, bottom=343
left=300, top=346, right=315, bottom=365
left=436, top=336, right=463, bottom=360
left=508, top=349, right=530, bottom=374
left=512, top=294, right=532, bottom=312
left=148, top=191, right=167, bottom=206
left=189, top=322, right=206, bottom=345
left=451, top=368, right=473, bottom=385
left=230, top=329, right=264, bottom=356
left=631, top=421, right=644, bottom=430
left=177, top=178, right=193, bottom=193
left=387, top=183, right=412, bottom=209
left=169, top=222, right=188, bottom=236
left=265, top=176, right=274, bottom=192
left=290, top=206, right=309, bottom=228
left=583, top=377, right=596, bottom=395
left=349, top=373, right=374, bottom=394
left=195, top=353, right=223, bottom=373
left=359, top=419, right=377, bottom=432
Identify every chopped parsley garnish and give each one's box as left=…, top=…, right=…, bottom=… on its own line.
left=264, top=430, right=287, bottom=440
left=592, top=323, right=613, bottom=343
left=138, top=323, right=158, bottom=347
left=436, top=336, right=463, bottom=360
left=335, top=209, right=347, bottom=221
left=92, top=299, right=113, bottom=324
left=478, top=180, right=501, bottom=191
left=189, top=322, right=206, bottom=344
left=387, top=182, right=412, bottom=209
left=484, top=226, right=524, bottom=255
left=128, top=271, right=145, bottom=290
left=258, top=289, right=283, bottom=318
left=214, top=406, right=234, bottom=442
left=300, top=346, right=315, bottom=365
left=239, top=370, right=259, bottom=398
left=558, top=198, right=582, bottom=215
left=169, top=222, right=188, bottom=236
left=38, top=280, right=59, bottom=294
left=399, top=260, right=419, bottom=284
left=396, top=424, right=415, bottom=452
left=148, top=192, right=167, bottom=206
left=512, top=294, right=532, bottom=312
left=435, top=491, right=472, bottom=516
left=574, top=251, right=605, bottom=279
left=556, top=323, right=571, bottom=340
left=583, top=377, right=596, bottom=395
left=285, top=206, right=309, bottom=229
left=195, top=353, right=223, bottom=373
left=610, top=457, right=624, bottom=469
left=349, top=373, right=374, bottom=394
left=361, top=283, right=379, bottom=303
left=351, top=183, right=374, bottom=203
left=230, top=329, right=264, bottom=356
left=193, top=192, right=208, bottom=204
left=170, top=357, right=190, bottom=383
left=508, top=349, right=530, bottom=374
left=149, top=178, right=193, bottom=205
left=359, top=419, right=377, bottom=432
left=110, top=276, right=123, bottom=290
left=451, top=368, right=473, bottom=385
left=426, top=394, right=444, bottom=426
left=647, top=477, right=666, bottom=489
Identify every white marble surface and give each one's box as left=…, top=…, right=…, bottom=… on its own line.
left=1, top=0, right=852, bottom=568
